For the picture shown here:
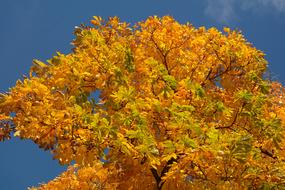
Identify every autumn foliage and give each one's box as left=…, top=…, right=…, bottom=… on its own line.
left=1, top=16, right=285, bottom=189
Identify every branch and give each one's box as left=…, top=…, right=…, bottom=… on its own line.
left=160, top=157, right=177, bottom=178
left=259, top=147, right=277, bottom=159
left=215, top=102, right=246, bottom=130
left=150, top=30, right=170, bottom=75
left=150, top=167, right=161, bottom=190
left=150, top=156, right=180, bottom=190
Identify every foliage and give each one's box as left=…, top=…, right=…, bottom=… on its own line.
left=1, top=16, right=285, bottom=189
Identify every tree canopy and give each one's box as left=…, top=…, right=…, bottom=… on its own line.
left=1, top=16, right=285, bottom=189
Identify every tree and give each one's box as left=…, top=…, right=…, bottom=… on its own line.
left=1, top=15, right=285, bottom=189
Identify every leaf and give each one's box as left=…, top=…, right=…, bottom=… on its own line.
left=215, top=101, right=225, bottom=112
left=13, top=131, right=21, bottom=137
left=230, top=135, right=252, bottom=163
left=33, top=59, right=47, bottom=67
left=162, top=140, right=176, bottom=154
left=124, top=48, right=135, bottom=72
left=206, top=127, right=219, bottom=143
left=181, top=135, right=197, bottom=148
left=163, top=75, right=177, bottom=90
left=162, top=152, right=177, bottom=162
left=236, top=90, right=253, bottom=102
left=126, top=130, right=139, bottom=139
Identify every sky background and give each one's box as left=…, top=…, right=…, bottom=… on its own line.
left=0, top=0, right=285, bottom=189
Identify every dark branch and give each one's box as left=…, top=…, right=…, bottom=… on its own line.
left=150, top=167, right=162, bottom=190
left=150, top=155, right=181, bottom=190
left=260, top=147, right=277, bottom=159
left=215, top=102, right=246, bottom=130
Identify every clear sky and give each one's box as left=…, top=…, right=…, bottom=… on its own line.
left=0, top=0, right=285, bottom=189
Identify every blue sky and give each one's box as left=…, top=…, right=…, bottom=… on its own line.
left=0, top=0, right=285, bottom=189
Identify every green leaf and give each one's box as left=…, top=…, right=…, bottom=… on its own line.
left=162, top=140, right=176, bottom=153
left=181, top=136, right=197, bottom=148
left=74, top=104, right=83, bottom=113
left=231, top=135, right=252, bottom=163
left=215, top=101, right=225, bottom=112
left=259, top=81, right=270, bottom=94
left=186, top=81, right=205, bottom=98
left=236, top=90, right=253, bottom=102
left=206, top=127, right=219, bottom=143
left=163, top=75, right=177, bottom=90
left=196, top=85, right=205, bottom=98
left=136, top=144, right=149, bottom=154
left=126, top=130, right=139, bottom=139
left=259, top=183, right=273, bottom=190
left=124, top=48, right=135, bottom=72
left=192, top=124, right=202, bottom=136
